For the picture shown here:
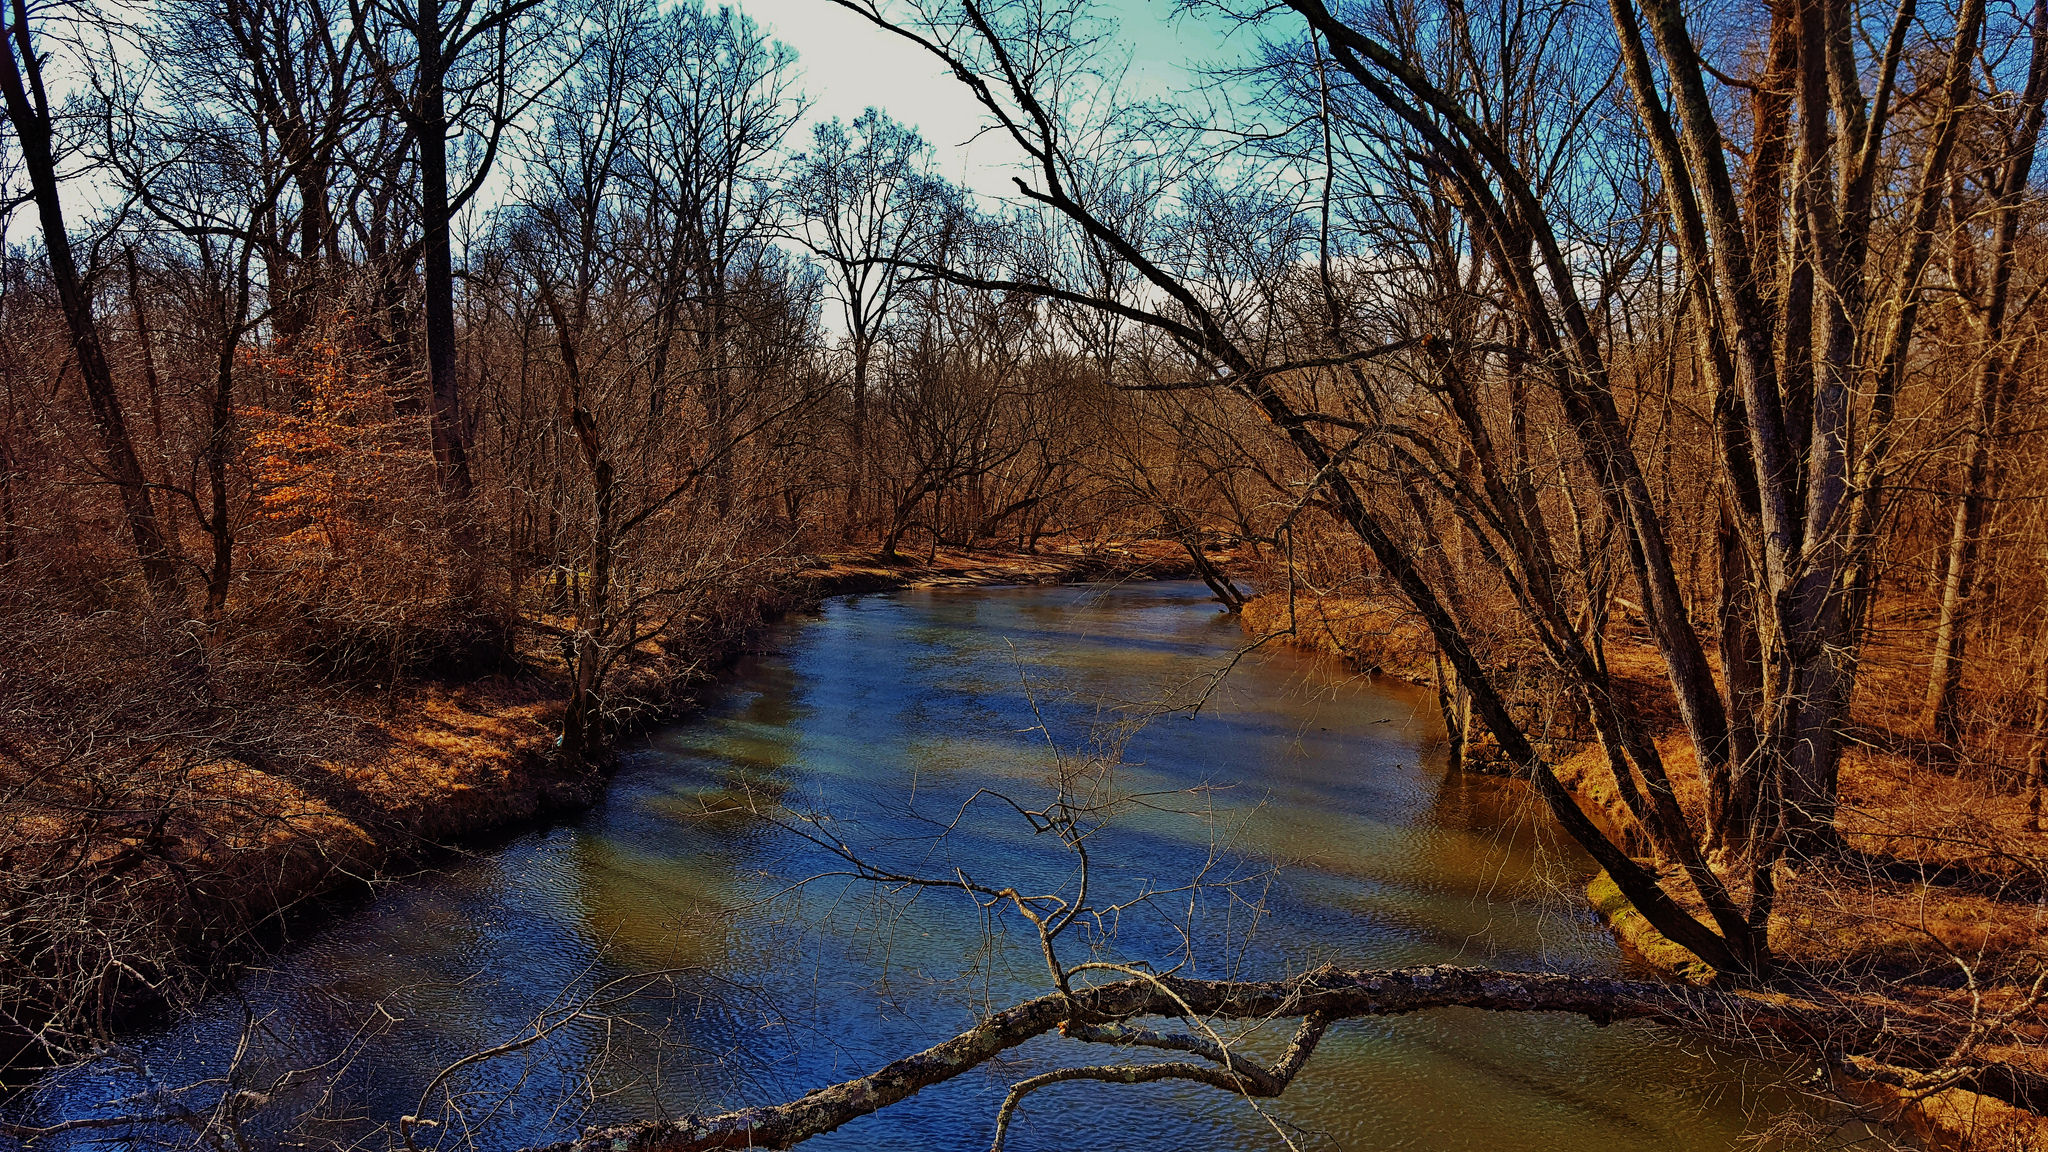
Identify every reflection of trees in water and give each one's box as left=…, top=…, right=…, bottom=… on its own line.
left=1421, top=765, right=1589, bottom=888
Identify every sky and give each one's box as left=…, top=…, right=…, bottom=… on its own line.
left=733, top=0, right=1248, bottom=197
left=12, top=0, right=1257, bottom=254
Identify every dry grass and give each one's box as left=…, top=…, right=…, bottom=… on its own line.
left=1238, top=589, right=1437, bottom=680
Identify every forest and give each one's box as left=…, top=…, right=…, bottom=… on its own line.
left=2, top=0, right=2047, bottom=1141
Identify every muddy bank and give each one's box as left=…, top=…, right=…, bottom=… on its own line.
left=0, top=542, right=1198, bottom=1072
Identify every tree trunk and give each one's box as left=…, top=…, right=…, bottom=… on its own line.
left=0, top=7, right=182, bottom=604
left=203, top=317, right=238, bottom=617
left=546, top=284, right=613, bottom=759
left=124, top=248, right=176, bottom=542
left=1433, top=651, right=1469, bottom=774
left=1922, top=1, right=2048, bottom=741
left=1163, top=507, right=1242, bottom=611
left=0, top=439, right=18, bottom=569
left=880, top=477, right=938, bottom=563
left=845, top=339, right=869, bottom=540
left=2027, top=646, right=2047, bottom=832
left=1923, top=368, right=2000, bottom=745
left=1711, top=500, right=1764, bottom=853
left=417, top=0, right=472, bottom=497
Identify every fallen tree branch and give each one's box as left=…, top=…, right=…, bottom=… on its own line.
left=529, top=963, right=1939, bottom=1152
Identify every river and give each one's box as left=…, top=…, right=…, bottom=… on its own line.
left=19, top=582, right=1872, bottom=1150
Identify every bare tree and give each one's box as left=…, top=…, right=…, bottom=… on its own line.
left=500, top=0, right=817, bottom=756
left=1, top=0, right=182, bottom=601
left=790, top=107, right=945, bottom=537
left=623, top=0, right=802, bottom=515
left=1923, top=0, right=2048, bottom=742
left=799, top=0, right=2028, bottom=981
left=352, top=0, right=558, bottom=494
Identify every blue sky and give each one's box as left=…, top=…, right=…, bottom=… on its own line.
left=15, top=0, right=1251, bottom=251
left=735, top=0, right=1246, bottom=196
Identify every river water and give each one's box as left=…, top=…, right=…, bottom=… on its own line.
left=21, top=582, right=1867, bottom=1150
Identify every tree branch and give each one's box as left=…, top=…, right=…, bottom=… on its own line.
left=529, top=964, right=1899, bottom=1152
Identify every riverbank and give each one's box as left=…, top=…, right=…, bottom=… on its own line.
left=22, top=577, right=1836, bottom=1152
left=0, top=541, right=1200, bottom=1072
left=1239, top=586, right=2048, bottom=1149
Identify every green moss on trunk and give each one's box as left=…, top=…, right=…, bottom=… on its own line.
left=1587, top=869, right=1718, bottom=985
